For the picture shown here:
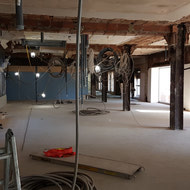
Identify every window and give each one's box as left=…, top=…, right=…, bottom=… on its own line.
left=108, top=71, right=114, bottom=92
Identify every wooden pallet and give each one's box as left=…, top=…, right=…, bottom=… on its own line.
left=30, top=153, right=143, bottom=179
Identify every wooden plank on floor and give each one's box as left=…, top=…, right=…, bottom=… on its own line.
left=30, top=154, right=143, bottom=179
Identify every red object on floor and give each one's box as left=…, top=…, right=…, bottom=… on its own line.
left=44, top=147, right=76, bottom=158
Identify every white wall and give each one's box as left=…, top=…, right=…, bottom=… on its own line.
left=184, top=64, right=190, bottom=111
left=0, top=95, right=7, bottom=109
left=148, top=67, right=159, bottom=103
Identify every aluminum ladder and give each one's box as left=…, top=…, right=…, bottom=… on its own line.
left=0, top=129, right=21, bottom=190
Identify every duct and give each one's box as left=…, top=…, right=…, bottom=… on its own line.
left=22, top=39, right=66, bottom=47
left=15, top=0, right=24, bottom=30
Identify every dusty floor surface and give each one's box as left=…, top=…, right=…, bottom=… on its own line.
left=0, top=98, right=190, bottom=190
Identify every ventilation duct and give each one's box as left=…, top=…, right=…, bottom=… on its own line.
left=15, top=0, right=24, bottom=30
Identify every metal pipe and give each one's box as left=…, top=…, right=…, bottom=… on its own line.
left=72, top=0, right=83, bottom=189
left=81, top=35, right=84, bottom=105
left=15, top=0, right=24, bottom=30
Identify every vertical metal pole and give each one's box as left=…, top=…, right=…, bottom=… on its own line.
left=175, top=23, right=186, bottom=130
left=72, top=0, right=82, bottom=189
left=81, top=35, right=84, bottom=105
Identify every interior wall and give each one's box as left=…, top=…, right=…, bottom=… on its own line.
left=140, top=68, right=148, bottom=101
left=148, top=67, right=159, bottom=103
left=6, top=72, right=88, bottom=101
left=184, top=64, right=190, bottom=110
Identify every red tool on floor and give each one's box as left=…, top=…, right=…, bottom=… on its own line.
left=44, top=147, right=76, bottom=158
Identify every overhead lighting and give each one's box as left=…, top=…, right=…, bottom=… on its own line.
left=14, top=72, right=19, bottom=76
left=30, top=52, right=36, bottom=58
left=41, top=93, right=46, bottom=98
left=95, top=65, right=101, bottom=73
left=36, top=73, right=40, bottom=78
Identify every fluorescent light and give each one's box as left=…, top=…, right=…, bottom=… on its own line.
left=30, top=52, right=36, bottom=58
left=41, top=93, right=46, bottom=98
left=95, top=65, right=101, bottom=73
left=14, top=72, right=19, bottom=76
left=36, top=73, right=40, bottom=78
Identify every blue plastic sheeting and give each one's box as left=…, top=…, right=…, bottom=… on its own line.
left=6, top=72, right=88, bottom=101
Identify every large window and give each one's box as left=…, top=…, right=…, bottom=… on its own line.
left=108, top=71, right=114, bottom=92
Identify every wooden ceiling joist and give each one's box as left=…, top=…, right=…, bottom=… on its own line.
left=0, top=13, right=171, bottom=35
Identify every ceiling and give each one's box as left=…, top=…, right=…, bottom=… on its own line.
left=0, top=0, right=190, bottom=56
left=1, top=0, right=190, bottom=21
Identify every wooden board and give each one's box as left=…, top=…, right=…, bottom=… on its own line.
left=30, top=154, right=143, bottom=179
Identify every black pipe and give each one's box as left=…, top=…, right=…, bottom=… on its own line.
left=15, top=0, right=24, bottom=30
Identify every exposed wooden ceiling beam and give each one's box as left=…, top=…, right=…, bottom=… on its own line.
left=0, top=13, right=172, bottom=35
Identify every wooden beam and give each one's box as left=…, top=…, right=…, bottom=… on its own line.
left=0, top=13, right=171, bottom=35
left=175, top=24, right=186, bottom=130
left=165, top=32, right=176, bottom=130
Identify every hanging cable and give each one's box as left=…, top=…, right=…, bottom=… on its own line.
left=88, top=48, right=95, bottom=74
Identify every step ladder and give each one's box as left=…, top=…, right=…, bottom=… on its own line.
left=0, top=129, right=21, bottom=190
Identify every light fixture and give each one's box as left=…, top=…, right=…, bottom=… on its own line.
left=41, top=93, right=46, bottom=98
left=95, top=65, right=101, bottom=73
left=30, top=52, right=36, bottom=58
left=14, top=72, right=19, bottom=76
left=36, top=73, right=40, bottom=78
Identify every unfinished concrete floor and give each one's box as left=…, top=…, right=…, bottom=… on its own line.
left=1, top=99, right=190, bottom=190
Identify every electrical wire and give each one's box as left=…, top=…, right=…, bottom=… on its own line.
left=8, top=171, right=97, bottom=190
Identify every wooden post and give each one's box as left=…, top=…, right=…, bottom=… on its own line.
left=102, top=72, right=108, bottom=102
left=91, top=74, right=96, bottom=97
left=169, top=45, right=176, bottom=129
left=165, top=32, right=176, bottom=130
left=123, top=45, right=132, bottom=111
left=175, top=23, right=186, bottom=130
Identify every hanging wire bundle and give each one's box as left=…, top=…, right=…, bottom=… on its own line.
left=95, top=48, right=118, bottom=75
left=88, top=48, right=95, bottom=74
left=48, top=57, right=65, bottom=78
left=8, top=171, right=97, bottom=190
left=115, top=52, right=134, bottom=85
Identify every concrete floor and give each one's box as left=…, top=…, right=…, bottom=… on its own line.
left=1, top=99, right=190, bottom=190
